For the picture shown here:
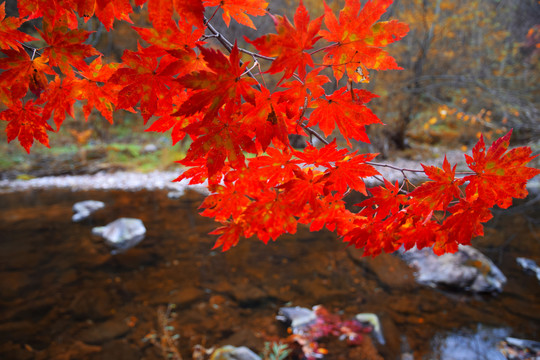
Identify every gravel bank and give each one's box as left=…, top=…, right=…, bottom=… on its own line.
left=0, top=159, right=450, bottom=194
left=1, top=149, right=537, bottom=194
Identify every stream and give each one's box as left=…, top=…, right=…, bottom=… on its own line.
left=0, top=188, right=539, bottom=359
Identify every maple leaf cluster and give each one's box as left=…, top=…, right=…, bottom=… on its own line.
left=0, top=0, right=538, bottom=255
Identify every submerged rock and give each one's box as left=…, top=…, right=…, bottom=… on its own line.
left=92, top=218, right=146, bottom=254
left=210, top=345, right=261, bottom=360
left=499, top=337, right=540, bottom=360
left=72, top=200, right=105, bottom=222
left=399, top=245, right=507, bottom=293
left=516, top=257, right=540, bottom=282
left=356, top=313, right=385, bottom=345
left=277, top=306, right=317, bottom=331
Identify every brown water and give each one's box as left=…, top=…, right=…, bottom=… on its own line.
left=0, top=189, right=539, bottom=360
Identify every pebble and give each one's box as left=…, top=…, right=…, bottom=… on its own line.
left=0, top=150, right=536, bottom=195
left=0, top=171, right=209, bottom=194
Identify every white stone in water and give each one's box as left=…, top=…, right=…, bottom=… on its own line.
left=516, top=257, right=540, bottom=281
left=399, top=245, right=507, bottom=293
left=72, top=200, right=106, bottom=222
left=92, top=218, right=146, bottom=254
left=211, top=346, right=261, bottom=360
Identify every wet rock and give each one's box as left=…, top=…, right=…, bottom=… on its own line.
left=277, top=306, right=317, bottom=330
left=499, top=337, right=540, bottom=360
left=141, top=144, right=158, bottom=154
left=0, top=341, right=33, bottom=360
left=78, top=318, right=131, bottom=344
left=113, top=248, right=158, bottom=268
left=230, top=283, right=268, bottom=306
left=72, top=200, right=105, bottom=222
left=1, top=297, right=55, bottom=323
left=94, top=339, right=142, bottom=360
left=0, top=321, right=35, bottom=341
left=210, top=345, right=262, bottom=360
left=356, top=313, right=385, bottom=344
left=69, top=288, right=115, bottom=320
left=35, top=341, right=101, bottom=360
left=145, top=287, right=205, bottom=307
left=219, top=328, right=265, bottom=353
left=167, top=190, right=184, bottom=199
left=348, top=336, right=383, bottom=360
left=347, top=249, right=417, bottom=290
left=92, top=218, right=146, bottom=254
left=399, top=245, right=507, bottom=293
left=516, top=257, right=540, bottom=281
left=0, top=271, right=30, bottom=300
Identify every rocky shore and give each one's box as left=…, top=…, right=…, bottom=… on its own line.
left=0, top=151, right=463, bottom=193
left=1, top=149, right=537, bottom=194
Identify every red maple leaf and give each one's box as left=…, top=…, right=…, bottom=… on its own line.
left=292, top=139, right=349, bottom=168
left=18, top=0, right=78, bottom=29
left=305, top=193, right=354, bottom=232
left=0, top=3, right=38, bottom=50
left=308, top=87, right=382, bottom=145
left=37, top=23, right=100, bottom=76
left=134, top=19, right=204, bottom=53
left=319, top=0, right=408, bottom=82
left=0, top=48, right=53, bottom=99
left=439, top=199, right=493, bottom=249
left=200, top=185, right=251, bottom=222
left=78, top=0, right=134, bottom=31
left=241, top=87, right=290, bottom=151
left=245, top=0, right=322, bottom=79
left=110, top=45, right=181, bottom=122
left=278, top=168, right=326, bottom=213
left=0, top=100, right=53, bottom=153
left=75, top=57, right=122, bottom=123
left=145, top=92, right=201, bottom=145
left=464, top=130, right=540, bottom=208
left=323, top=152, right=380, bottom=195
left=278, top=67, right=329, bottom=106
left=409, top=156, right=465, bottom=211
left=40, top=76, right=77, bottom=130
left=176, top=42, right=257, bottom=118
left=204, top=0, right=268, bottom=29
left=209, top=221, right=244, bottom=251
left=247, top=147, right=300, bottom=187
left=357, top=179, right=408, bottom=221
left=181, top=103, right=257, bottom=177
left=242, top=191, right=299, bottom=243
left=172, top=0, right=205, bottom=29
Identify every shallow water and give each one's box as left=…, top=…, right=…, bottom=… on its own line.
left=0, top=189, right=538, bottom=359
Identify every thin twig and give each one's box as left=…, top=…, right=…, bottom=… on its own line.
left=204, top=19, right=275, bottom=61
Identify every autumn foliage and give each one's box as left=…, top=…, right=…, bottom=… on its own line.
left=0, top=0, right=538, bottom=255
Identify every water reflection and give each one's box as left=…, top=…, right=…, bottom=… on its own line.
left=430, top=325, right=510, bottom=360
left=0, top=189, right=538, bottom=360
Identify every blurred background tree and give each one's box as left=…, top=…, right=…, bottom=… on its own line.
left=364, top=0, right=540, bottom=155
left=3, top=0, right=539, bottom=162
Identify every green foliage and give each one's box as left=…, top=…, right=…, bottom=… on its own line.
left=260, top=341, right=291, bottom=360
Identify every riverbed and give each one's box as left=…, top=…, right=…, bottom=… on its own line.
left=0, top=188, right=539, bottom=359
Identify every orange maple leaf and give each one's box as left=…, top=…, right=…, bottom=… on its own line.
left=0, top=48, right=53, bottom=99
left=41, top=76, right=77, bottom=130
left=246, top=0, right=322, bottom=79
left=204, top=0, right=268, bottom=29
left=0, top=3, right=38, bottom=50
left=409, top=156, right=465, bottom=211
left=176, top=42, right=257, bottom=119
left=0, top=100, right=53, bottom=153
left=319, top=0, right=408, bottom=82
left=308, top=87, right=382, bottom=146
left=464, top=130, right=540, bottom=208
left=110, top=45, right=181, bottom=122
left=37, top=23, right=100, bottom=76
